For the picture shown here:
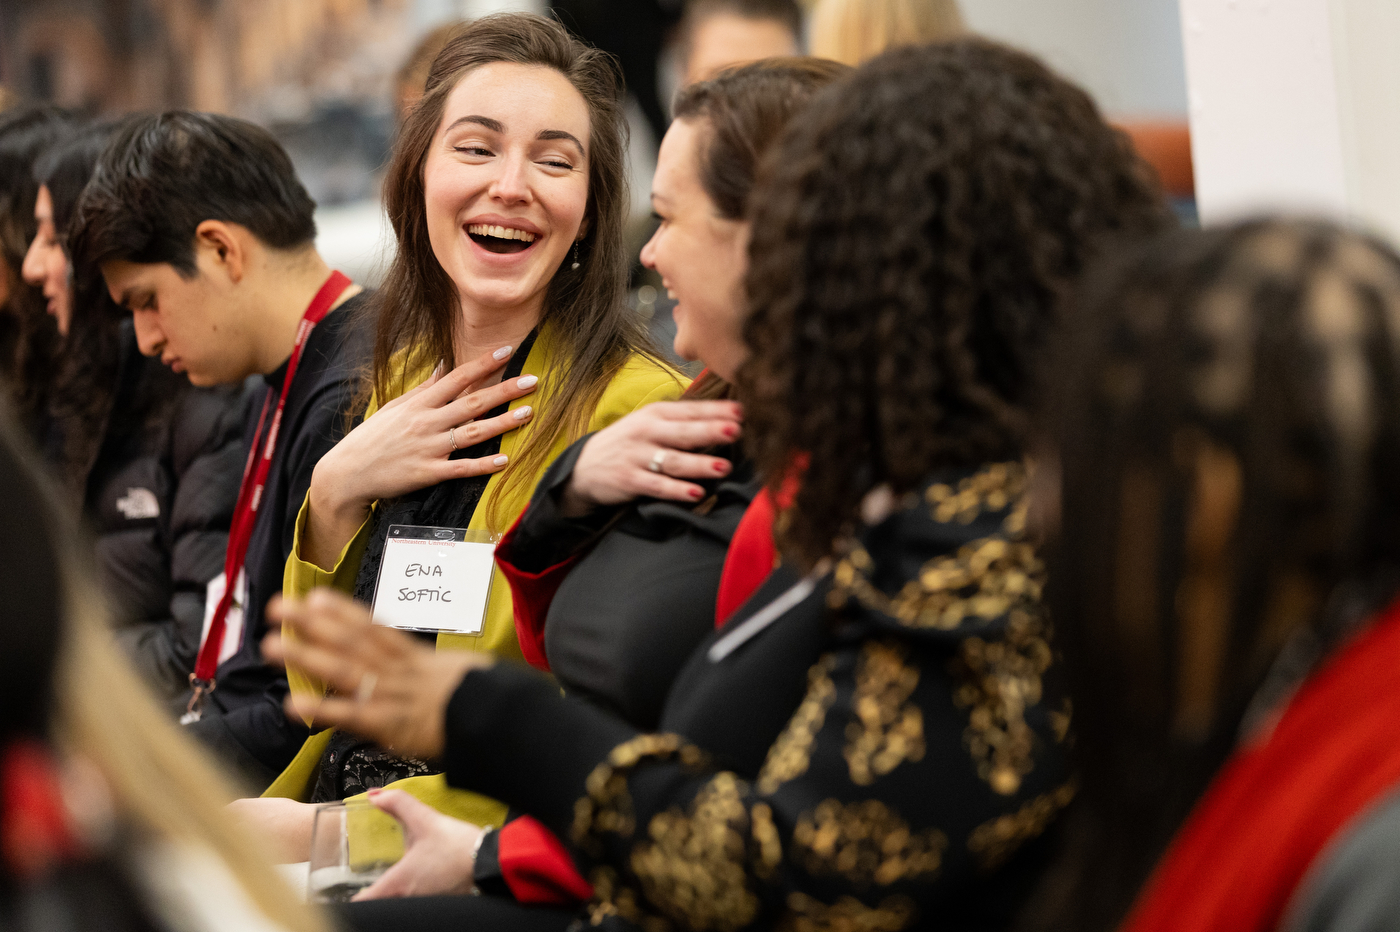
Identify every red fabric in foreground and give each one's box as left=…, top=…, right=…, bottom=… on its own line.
left=1122, top=597, right=1400, bottom=932
left=1, top=740, right=81, bottom=879
left=497, top=815, right=594, bottom=905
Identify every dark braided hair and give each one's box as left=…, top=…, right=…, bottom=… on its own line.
left=739, top=38, right=1170, bottom=568
left=1024, top=218, right=1400, bottom=931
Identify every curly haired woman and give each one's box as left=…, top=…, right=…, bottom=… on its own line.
left=268, top=39, right=1168, bottom=932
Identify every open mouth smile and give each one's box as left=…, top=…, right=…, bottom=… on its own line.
left=467, top=223, right=539, bottom=255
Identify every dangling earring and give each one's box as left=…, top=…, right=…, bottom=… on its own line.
left=571, top=241, right=581, bottom=271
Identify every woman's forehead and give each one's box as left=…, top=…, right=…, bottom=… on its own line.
left=438, top=62, right=591, bottom=151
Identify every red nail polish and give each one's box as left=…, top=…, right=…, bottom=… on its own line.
left=689, top=487, right=703, bottom=499
left=713, top=461, right=727, bottom=473
left=723, top=425, right=738, bottom=439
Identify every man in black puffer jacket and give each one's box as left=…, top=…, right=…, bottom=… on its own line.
left=72, top=112, right=373, bottom=790
left=84, top=322, right=247, bottom=698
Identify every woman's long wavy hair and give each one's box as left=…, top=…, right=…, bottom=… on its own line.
left=0, top=107, right=71, bottom=436
left=739, top=38, right=1171, bottom=569
left=372, top=12, right=662, bottom=527
left=1023, top=219, right=1400, bottom=931
left=39, top=122, right=136, bottom=498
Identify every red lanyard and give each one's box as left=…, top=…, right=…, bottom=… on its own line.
left=186, top=271, right=351, bottom=716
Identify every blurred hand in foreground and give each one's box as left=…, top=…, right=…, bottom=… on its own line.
left=264, top=590, right=492, bottom=760
left=353, top=789, right=482, bottom=900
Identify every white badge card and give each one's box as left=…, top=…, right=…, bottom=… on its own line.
left=200, top=568, right=247, bottom=665
left=371, top=525, right=497, bottom=635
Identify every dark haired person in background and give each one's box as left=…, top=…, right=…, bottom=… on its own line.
left=70, top=111, right=374, bottom=790
left=549, top=0, right=682, bottom=145
left=0, top=107, right=70, bottom=440
left=1024, top=219, right=1400, bottom=932
left=679, top=0, right=801, bottom=86
left=19, top=121, right=247, bottom=730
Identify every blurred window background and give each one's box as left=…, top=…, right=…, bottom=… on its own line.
left=0, top=0, right=1195, bottom=361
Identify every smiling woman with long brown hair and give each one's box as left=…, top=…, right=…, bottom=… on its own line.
left=234, top=12, right=683, bottom=860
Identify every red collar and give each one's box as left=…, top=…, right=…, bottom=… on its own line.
left=1123, top=596, right=1400, bottom=932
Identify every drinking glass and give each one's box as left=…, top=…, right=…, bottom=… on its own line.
left=307, top=798, right=405, bottom=903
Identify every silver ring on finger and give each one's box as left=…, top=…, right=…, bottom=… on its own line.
left=448, top=426, right=458, bottom=452
left=355, top=672, right=378, bottom=705
left=649, top=449, right=668, bottom=474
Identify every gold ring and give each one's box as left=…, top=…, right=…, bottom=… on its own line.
left=648, top=450, right=667, bottom=474
left=448, top=427, right=458, bottom=452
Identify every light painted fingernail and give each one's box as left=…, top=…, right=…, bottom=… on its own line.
left=432, top=359, right=445, bottom=378
left=493, top=345, right=512, bottom=360
left=513, top=405, right=532, bottom=420
left=517, top=375, right=538, bottom=389
left=493, top=455, right=509, bottom=466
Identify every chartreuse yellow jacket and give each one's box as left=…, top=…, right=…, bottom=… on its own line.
left=265, top=325, right=685, bottom=842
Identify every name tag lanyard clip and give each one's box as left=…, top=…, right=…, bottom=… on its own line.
left=182, top=271, right=351, bottom=725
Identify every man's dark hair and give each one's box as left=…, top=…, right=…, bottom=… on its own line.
left=70, top=111, right=316, bottom=277
left=683, top=0, right=802, bottom=38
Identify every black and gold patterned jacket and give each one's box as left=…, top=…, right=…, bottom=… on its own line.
left=445, top=462, right=1072, bottom=931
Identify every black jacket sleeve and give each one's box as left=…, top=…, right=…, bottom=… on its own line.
left=499, top=434, right=620, bottom=573
left=112, top=382, right=249, bottom=698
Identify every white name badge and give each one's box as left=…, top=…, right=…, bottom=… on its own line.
left=370, top=525, right=498, bottom=635
left=200, top=568, right=247, bottom=665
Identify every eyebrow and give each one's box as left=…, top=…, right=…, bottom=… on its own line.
left=446, top=115, right=506, bottom=134
left=537, top=129, right=586, bottom=156
left=117, top=287, right=151, bottom=309
left=445, top=116, right=585, bottom=157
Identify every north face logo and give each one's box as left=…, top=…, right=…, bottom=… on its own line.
left=116, top=487, right=160, bottom=520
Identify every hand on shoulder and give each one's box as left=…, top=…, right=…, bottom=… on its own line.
left=560, top=400, right=743, bottom=517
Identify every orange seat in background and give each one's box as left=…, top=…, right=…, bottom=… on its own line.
left=1117, top=121, right=1195, bottom=200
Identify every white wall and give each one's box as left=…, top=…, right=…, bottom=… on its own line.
left=961, top=0, right=1190, bottom=118
left=1179, top=0, right=1400, bottom=242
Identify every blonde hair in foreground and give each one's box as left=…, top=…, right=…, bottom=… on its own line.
left=809, top=0, right=965, bottom=65
left=55, top=560, right=327, bottom=932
